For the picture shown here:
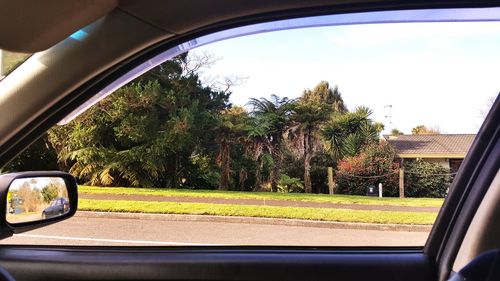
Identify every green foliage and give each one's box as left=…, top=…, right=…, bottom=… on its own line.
left=49, top=54, right=230, bottom=188
left=3, top=134, right=58, bottom=172
left=390, top=128, right=404, bottom=135
left=277, top=174, right=304, bottom=193
left=322, top=106, right=380, bottom=161
left=336, top=142, right=400, bottom=196
left=247, top=95, right=294, bottom=192
left=8, top=48, right=438, bottom=202
left=299, top=81, right=347, bottom=113
left=404, top=159, right=452, bottom=198
left=215, top=106, right=251, bottom=190
left=411, top=125, right=440, bottom=135
left=287, top=81, right=347, bottom=193
left=41, top=184, right=59, bottom=203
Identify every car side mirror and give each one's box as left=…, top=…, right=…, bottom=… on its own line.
left=0, top=171, right=78, bottom=234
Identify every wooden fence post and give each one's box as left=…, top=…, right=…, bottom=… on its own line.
left=328, top=166, right=334, bottom=195
left=399, top=167, right=405, bottom=198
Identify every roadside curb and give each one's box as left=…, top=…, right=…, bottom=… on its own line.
left=75, top=211, right=432, bottom=232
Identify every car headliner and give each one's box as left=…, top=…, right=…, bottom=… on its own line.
left=0, top=0, right=366, bottom=52
left=4, top=0, right=500, bottom=53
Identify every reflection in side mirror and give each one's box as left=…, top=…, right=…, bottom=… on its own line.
left=6, top=177, right=70, bottom=224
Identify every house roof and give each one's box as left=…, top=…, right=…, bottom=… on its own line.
left=383, top=134, right=476, bottom=159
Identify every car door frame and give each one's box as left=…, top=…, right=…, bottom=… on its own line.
left=0, top=1, right=499, bottom=280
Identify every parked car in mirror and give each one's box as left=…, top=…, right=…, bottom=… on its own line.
left=42, top=197, right=70, bottom=219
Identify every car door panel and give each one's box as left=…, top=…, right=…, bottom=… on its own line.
left=0, top=248, right=433, bottom=281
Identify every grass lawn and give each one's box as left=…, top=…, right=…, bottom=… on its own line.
left=79, top=186, right=444, bottom=207
left=79, top=199, right=437, bottom=225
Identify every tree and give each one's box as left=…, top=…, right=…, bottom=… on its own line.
left=390, top=128, right=404, bottom=136
left=287, top=81, right=346, bottom=193
left=41, top=184, right=59, bottom=203
left=215, top=106, right=250, bottom=190
left=322, top=106, right=379, bottom=161
left=17, top=183, right=43, bottom=213
left=411, top=125, right=440, bottom=135
left=243, top=116, right=271, bottom=191
left=49, top=54, right=230, bottom=188
left=247, top=95, right=293, bottom=192
left=321, top=106, right=381, bottom=194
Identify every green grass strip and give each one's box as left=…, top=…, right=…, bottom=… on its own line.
left=79, top=186, right=444, bottom=207
left=79, top=199, right=437, bottom=225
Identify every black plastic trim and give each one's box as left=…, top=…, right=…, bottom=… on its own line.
left=0, top=248, right=434, bottom=281
left=0, top=172, right=78, bottom=237
left=425, top=95, right=499, bottom=281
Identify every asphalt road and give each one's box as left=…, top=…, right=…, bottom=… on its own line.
left=0, top=213, right=429, bottom=246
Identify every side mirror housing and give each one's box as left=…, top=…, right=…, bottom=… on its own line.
left=0, top=171, right=78, bottom=235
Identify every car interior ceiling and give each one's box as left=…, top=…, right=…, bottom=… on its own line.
left=0, top=1, right=499, bottom=281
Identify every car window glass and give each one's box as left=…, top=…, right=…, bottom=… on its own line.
left=0, top=12, right=497, bottom=247
left=0, top=50, right=31, bottom=81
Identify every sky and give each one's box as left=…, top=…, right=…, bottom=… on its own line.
left=10, top=177, right=64, bottom=191
left=192, top=21, right=499, bottom=135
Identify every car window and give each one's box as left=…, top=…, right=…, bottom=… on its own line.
left=0, top=49, right=31, bottom=81
left=0, top=10, right=497, bottom=247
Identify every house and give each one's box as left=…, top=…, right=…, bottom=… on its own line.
left=383, top=134, right=476, bottom=172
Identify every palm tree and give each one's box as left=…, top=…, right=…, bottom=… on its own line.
left=287, top=81, right=347, bottom=193
left=321, top=106, right=381, bottom=193
left=287, top=103, right=330, bottom=193
left=243, top=117, right=271, bottom=191
left=215, top=107, right=249, bottom=190
left=247, top=95, right=293, bottom=192
left=322, top=106, right=379, bottom=160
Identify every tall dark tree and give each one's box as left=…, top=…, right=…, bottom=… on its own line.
left=288, top=81, right=346, bottom=193
left=243, top=116, right=271, bottom=191
left=247, top=95, right=293, bottom=192
left=215, top=107, right=249, bottom=190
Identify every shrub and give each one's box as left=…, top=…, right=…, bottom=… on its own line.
left=277, top=174, right=304, bottom=193
left=404, top=159, right=452, bottom=198
left=41, top=184, right=59, bottom=203
left=336, top=142, right=400, bottom=196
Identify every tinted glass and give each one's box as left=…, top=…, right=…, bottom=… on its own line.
left=1, top=11, right=497, bottom=247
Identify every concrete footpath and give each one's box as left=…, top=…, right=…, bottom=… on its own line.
left=76, top=211, right=433, bottom=232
